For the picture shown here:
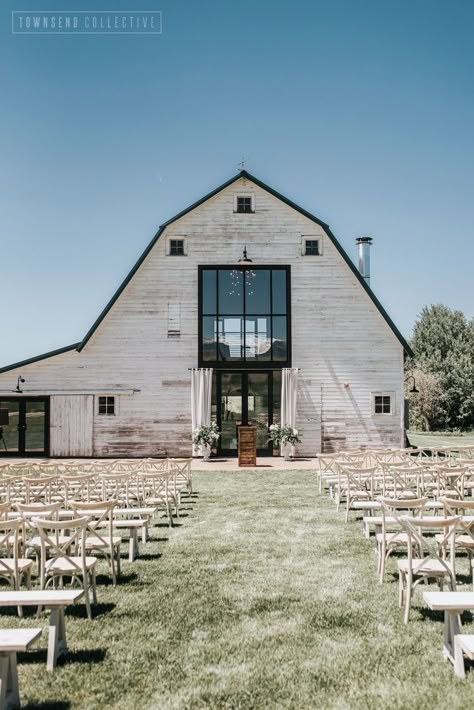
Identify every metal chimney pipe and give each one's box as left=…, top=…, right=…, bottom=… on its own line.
left=356, top=237, right=373, bottom=286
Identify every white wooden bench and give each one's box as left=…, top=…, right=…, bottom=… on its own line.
left=0, top=590, right=83, bottom=671
left=423, top=591, right=474, bottom=665
left=0, top=628, right=42, bottom=709
left=454, top=634, right=474, bottom=678
left=98, top=519, right=145, bottom=561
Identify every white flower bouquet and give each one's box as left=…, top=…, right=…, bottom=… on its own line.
left=267, top=424, right=302, bottom=447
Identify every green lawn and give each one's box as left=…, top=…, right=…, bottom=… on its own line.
left=408, top=430, right=474, bottom=449
left=3, top=471, right=474, bottom=709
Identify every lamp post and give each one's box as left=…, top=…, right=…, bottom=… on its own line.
left=405, top=375, right=419, bottom=394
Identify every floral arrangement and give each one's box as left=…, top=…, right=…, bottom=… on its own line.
left=267, top=424, right=302, bottom=447
left=193, top=421, right=221, bottom=447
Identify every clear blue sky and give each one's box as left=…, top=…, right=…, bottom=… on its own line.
left=1, top=0, right=473, bottom=366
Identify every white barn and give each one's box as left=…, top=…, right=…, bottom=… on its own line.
left=0, top=171, right=411, bottom=458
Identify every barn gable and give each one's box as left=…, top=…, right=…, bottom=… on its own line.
left=0, top=170, right=411, bottom=373
left=75, top=170, right=411, bottom=356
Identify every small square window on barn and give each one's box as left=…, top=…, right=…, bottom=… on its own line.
left=98, top=396, right=115, bottom=416
left=373, top=394, right=392, bottom=415
left=169, top=239, right=185, bottom=256
left=235, top=196, right=254, bottom=213
left=305, top=239, right=320, bottom=256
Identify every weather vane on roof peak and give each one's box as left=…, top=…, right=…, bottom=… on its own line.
left=238, top=155, right=247, bottom=171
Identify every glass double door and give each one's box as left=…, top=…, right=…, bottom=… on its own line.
left=213, top=371, right=281, bottom=456
left=0, top=398, right=49, bottom=456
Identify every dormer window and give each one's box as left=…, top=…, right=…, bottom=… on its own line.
left=235, top=196, right=254, bottom=214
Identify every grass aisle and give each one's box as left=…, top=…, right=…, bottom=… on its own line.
left=4, top=470, right=474, bottom=708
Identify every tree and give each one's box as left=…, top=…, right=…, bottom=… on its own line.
left=408, top=305, right=474, bottom=430
left=405, top=369, right=442, bottom=431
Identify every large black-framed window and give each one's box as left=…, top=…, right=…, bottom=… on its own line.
left=198, top=265, right=291, bottom=368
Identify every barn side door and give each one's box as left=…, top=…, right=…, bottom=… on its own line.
left=50, top=395, right=93, bottom=456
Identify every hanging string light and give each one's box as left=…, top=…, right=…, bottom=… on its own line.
left=229, top=246, right=256, bottom=296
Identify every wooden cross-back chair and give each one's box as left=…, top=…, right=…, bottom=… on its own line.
left=0, top=477, right=25, bottom=505
left=60, top=474, right=95, bottom=506
left=15, top=502, right=65, bottom=561
left=165, top=466, right=184, bottom=519
left=339, top=466, right=377, bottom=522
left=397, top=515, right=460, bottom=624
left=110, top=460, right=142, bottom=474
left=138, top=468, right=173, bottom=527
left=316, top=454, right=339, bottom=493
left=332, top=458, right=367, bottom=509
left=431, top=465, right=466, bottom=499
left=31, top=516, right=97, bottom=619
left=439, top=497, right=474, bottom=590
left=381, top=465, right=420, bottom=499
left=97, top=472, right=131, bottom=508
left=8, top=462, right=36, bottom=477
left=0, top=519, right=33, bottom=616
left=377, top=496, right=428, bottom=584
left=22, top=476, right=56, bottom=504
left=168, top=458, right=193, bottom=495
left=70, top=500, right=121, bottom=585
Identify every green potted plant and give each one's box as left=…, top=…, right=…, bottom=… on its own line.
left=193, top=421, right=220, bottom=461
left=268, top=424, right=302, bottom=461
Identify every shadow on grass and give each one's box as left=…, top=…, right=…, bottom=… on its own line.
left=418, top=606, right=474, bottom=624
left=0, top=606, right=26, bottom=618
left=136, top=553, right=163, bottom=561
left=67, top=602, right=116, bottom=619
left=455, top=574, right=472, bottom=586
left=24, top=702, right=71, bottom=709
left=18, top=647, right=107, bottom=666
left=416, top=607, right=445, bottom=623
left=96, top=572, right=138, bottom=586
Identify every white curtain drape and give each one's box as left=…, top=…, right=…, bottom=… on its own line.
left=191, top=368, right=213, bottom=455
left=281, top=368, right=298, bottom=456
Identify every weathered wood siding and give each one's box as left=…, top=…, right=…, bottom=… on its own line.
left=50, top=395, right=93, bottom=456
left=0, top=177, right=405, bottom=455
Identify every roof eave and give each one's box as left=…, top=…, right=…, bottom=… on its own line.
left=0, top=343, right=80, bottom=375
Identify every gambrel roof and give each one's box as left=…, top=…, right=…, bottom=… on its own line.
left=0, top=170, right=412, bottom=373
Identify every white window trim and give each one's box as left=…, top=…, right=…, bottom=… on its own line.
left=166, top=237, right=187, bottom=256
left=301, top=236, right=323, bottom=256
left=96, top=394, right=118, bottom=416
left=234, top=194, right=255, bottom=213
left=371, top=392, right=395, bottom=416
